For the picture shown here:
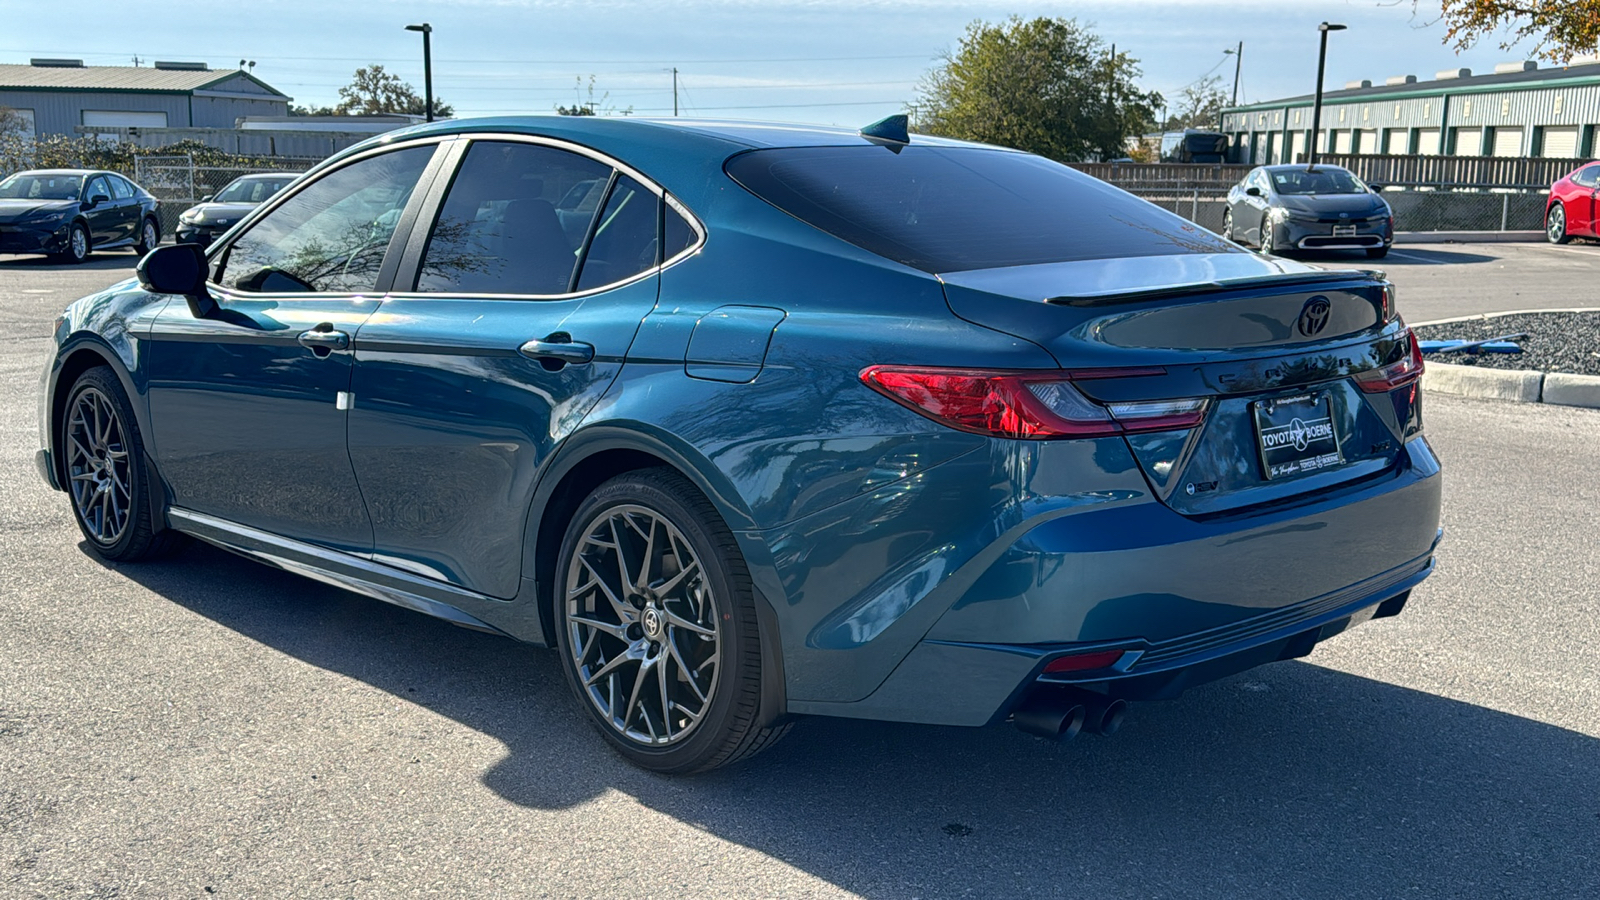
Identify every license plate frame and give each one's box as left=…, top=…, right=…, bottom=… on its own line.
left=1252, top=393, right=1344, bottom=480
left=1332, top=224, right=1358, bottom=237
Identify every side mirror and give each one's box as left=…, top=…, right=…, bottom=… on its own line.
left=1245, top=186, right=1262, bottom=197
left=83, top=194, right=109, bottom=209
left=136, top=243, right=217, bottom=318
left=1369, top=184, right=1385, bottom=193
left=200, top=193, right=213, bottom=202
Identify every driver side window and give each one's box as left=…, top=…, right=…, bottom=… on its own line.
left=1576, top=165, right=1600, bottom=188
left=216, top=146, right=434, bottom=294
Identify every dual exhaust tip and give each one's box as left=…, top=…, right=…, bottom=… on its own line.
left=1013, top=688, right=1128, bottom=741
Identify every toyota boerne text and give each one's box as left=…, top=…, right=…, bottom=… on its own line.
left=36, top=115, right=1441, bottom=772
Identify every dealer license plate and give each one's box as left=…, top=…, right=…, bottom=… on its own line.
left=1252, top=393, right=1344, bottom=480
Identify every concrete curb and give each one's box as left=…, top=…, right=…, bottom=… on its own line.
left=1423, top=363, right=1600, bottom=409
left=1396, top=230, right=1545, bottom=244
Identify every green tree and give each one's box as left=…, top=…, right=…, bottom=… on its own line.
left=1432, top=0, right=1600, bottom=62
left=912, top=16, right=1161, bottom=162
left=333, top=64, right=453, bottom=118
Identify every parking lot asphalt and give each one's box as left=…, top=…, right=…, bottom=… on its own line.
left=3, top=253, right=1598, bottom=898
left=1308, top=239, right=1600, bottom=323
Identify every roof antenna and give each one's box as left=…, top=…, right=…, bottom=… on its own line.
left=860, top=114, right=910, bottom=147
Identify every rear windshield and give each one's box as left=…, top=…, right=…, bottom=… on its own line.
left=725, top=146, right=1235, bottom=273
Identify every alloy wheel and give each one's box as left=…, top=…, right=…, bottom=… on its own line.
left=141, top=221, right=158, bottom=251
left=564, top=503, right=721, bottom=746
left=65, top=386, right=132, bottom=545
left=70, top=226, right=88, bottom=261
left=1548, top=205, right=1566, bottom=243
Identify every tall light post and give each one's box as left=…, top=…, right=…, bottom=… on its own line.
left=1308, top=22, right=1346, bottom=167
left=1224, top=42, right=1243, bottom=109
left=405, top=23, right=434, bottom=122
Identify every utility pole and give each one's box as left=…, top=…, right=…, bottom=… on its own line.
left=1226, top=42, right=1243, bottom=107
left=673, top=67, right=679, bottom=116
left=1309, top=22, right=1346, bottom=167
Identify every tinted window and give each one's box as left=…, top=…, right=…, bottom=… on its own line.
left=85, top=176, right=111, bottom=201
left=218, top=146, right=432, bottom=294
left=575, top=175, right=659, bottom=292
left=215, top=176, right=296, bottom=204
left=108, top=175, right=135, bottom=200
left=0, top=173, right=81, bottom=200
left=1574, top=165, right=1600, bottom=188
left=663, top=201, right=698, bottom=260
left=417, top=141, right=612, bottom=294
left=725, top=146, right=1235, bottom=273
left=1269, top=167, right=1368, bottom=195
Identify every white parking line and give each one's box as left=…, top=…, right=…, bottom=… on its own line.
left=1524, top=242, right=1600, bottom=257
left=1386, top=250, right=1447, bottom=265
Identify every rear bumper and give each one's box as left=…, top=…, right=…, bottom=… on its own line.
left=786, top=435, right=1442, bottom=726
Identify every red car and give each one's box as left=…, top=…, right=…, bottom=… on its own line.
left=1548, top=161, right=1600, bottom=244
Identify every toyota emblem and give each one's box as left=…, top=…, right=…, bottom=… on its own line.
left=1298, top=296, right=1332, bottom=337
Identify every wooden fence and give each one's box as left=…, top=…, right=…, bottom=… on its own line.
left=1069, top=154, right=1592, bottom=190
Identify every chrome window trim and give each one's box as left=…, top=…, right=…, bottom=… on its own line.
left=386, top=132, right=708, bottom=301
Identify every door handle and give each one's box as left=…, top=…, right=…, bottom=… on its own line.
left=297, top=326, right=350, bottom=353
left=519, top=336, right=595, bottom=365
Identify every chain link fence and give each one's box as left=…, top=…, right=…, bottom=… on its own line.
left=134, top=156, right=313, bottom=236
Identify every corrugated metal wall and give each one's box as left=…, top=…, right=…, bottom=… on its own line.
left=0, top=89, right=191, bottom=135
left=190, top=95, right=290, bottom=128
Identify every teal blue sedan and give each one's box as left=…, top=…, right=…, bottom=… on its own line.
left=35, top=116, right=1441, bottom=772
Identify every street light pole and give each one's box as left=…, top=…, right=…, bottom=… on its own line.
left=405, top=23, right=434, bottom=122
left=1226, top=42, right=1243, bottom=108
left=1309, top=22, right=1346, bottom=167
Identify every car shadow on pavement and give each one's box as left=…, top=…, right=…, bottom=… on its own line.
left=0, top=254, right=141, bottom=272
left=99, top=540, right=1600, bottom=898
left=1291, top=247, right=1500, bottom=266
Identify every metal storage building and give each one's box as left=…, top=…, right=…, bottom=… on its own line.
left=1220, top=59, right=1600, bottom=165
left=0, top=59, right=290, bottom=138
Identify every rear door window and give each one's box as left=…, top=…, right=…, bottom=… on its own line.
left=216, top=145, right=434, bottom=294
left=725, top=145, right=1235, bottom=273
left=574, top=175, right=659, bottom=292
left=108, top=175, right=135, bottom=200
left=416, top=140, right=612, bottom=295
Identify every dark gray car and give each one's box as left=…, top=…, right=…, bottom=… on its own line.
left=175, top=172, right=299, bottom=248
left=1223, top=164, right=1393, bottom=259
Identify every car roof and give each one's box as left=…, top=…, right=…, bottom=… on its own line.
left=1262, top=164, right=1353, bottom=174
left=231, top=172, right=299, bottom=180
left=9, top=169, right=104, bottom=177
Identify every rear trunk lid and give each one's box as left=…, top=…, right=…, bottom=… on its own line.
left=939, top=253, right=1421, bottom=515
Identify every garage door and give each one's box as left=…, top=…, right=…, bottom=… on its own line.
left=1542, top=126, right=1580, bottom=159
left=1416, top=128, right=1441, bottom=155
left=1335, top=130, right=1353, bottom=154
left=1453, top=128, right=1482, bottom=156
left=1490, top=127, right=1524, bottom=157
left=82, top=110, right=169, bottom=129
left=1358, top=130, right=1379, bottom=154
left=1290, top=130, right=1307, bottom=163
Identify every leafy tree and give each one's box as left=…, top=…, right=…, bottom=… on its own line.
left=1431, top=0, right=1600, bottom=62
left=333, top=64, right=453, bottom=118
left=0, top=106, right=30, bottom=138
left=289, top=103, right=340, bottom=117
left=556, top=76, right=633, bottom=117
left=1161, top=76, right=1229, bottom=131
left=912, top=16, right=1161, bottom=162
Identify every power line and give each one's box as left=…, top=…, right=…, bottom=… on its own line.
left=0, top=48, right=937, bottom=66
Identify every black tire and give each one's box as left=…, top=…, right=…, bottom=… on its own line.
left=61, top=367, right=187, bottom=561
left=1548, top=203, right=1571, bottom=245
left=53, top=222, right=90, bottom=264
left=554, top=468, right=787, bottom=773
left=134, top=217, right=160, bottom=255
left=1365, top=247, right=1390, bottom=259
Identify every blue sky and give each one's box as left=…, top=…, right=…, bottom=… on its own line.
left=0, top=0, right=1569, bottom=125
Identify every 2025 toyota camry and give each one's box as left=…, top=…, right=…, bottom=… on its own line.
left=36, top=115, right=1442, bottom=772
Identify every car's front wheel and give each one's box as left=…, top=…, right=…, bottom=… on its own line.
left=61, top=367, right=185, bottom=561
left=554, top=468, right=787, bottom=773
left=54, top=222, right=90, bottom=264
left=1547, top=203, right=1570, bottom=244
left=1222, top=208, right=1235, bottom=242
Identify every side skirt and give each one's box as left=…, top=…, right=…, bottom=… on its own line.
left=168, top=508, right=511, bottom=637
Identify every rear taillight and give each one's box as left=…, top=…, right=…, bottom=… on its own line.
left=1354, top=327, right=1424, bottom=393
left=1042, top=650, right=1126, bottom=673
left=859, top=366, right=1207, bottom=439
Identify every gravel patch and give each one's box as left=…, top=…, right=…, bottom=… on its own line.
left=1412, top=311, right=1600, bottom=377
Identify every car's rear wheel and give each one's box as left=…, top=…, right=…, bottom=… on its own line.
left=1222, top=209, right=1235, bottom=242
left=554, top=468, right=787, bottom=773
left=134, top=217, right=159, bottom=255
left=1547, top=203, right=1570, bottom=244
left=62, top=367, right=185, bottom=561
left=53, top=223, right=89, bottom=264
